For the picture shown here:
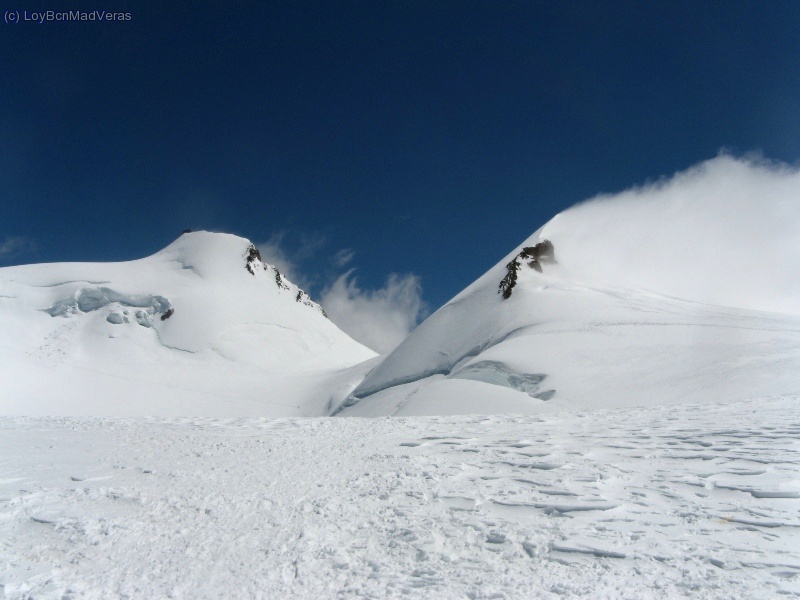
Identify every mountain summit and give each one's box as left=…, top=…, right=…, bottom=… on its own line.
left=338, top=157, right=800, bottom=416
left=0, top=231, right=375, bottom=416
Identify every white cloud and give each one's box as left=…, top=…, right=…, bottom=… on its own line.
left=540, top=153, right=800, bottom=315
left=333, top=248, right=354, bottom=267
left=0, top=236, right=36, bottom=261
left=257, top=231, right=428, bottom=353
left=257, top=232, right=336, bottom=292
left=320, top=271, right=427, bottom=354
left=256, top=234, right=309, bottom=289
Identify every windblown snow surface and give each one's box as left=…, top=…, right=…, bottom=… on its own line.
left=2, top=397, right=799, bottom=599
left=2, top=156, right=800, bottom=598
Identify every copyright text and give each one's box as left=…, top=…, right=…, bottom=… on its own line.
left=4, top=10, right=132, bottom=24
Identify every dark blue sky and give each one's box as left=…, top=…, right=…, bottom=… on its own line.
left=3, top=1, right=800, bottom=310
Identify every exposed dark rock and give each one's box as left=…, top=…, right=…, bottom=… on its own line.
left=238, top=242, right=330, bottom=318
left=274, top=268, right=289, bottom=290
left=498, top=258, right=521, bottom=299
left=295, top=289, right=315, bottom=307
left=520, top=239, right=555, bottom=263
left=160, top=308, right=175, bottom=321
left=519, top=239, right=556, bottom=273
left=182, top=229, right=192, bottom=235
left=244, top=244, right=262, bottom=275
left=498, top=239, right=556, bottom=299
left=294, top=287, right=328, bottom=318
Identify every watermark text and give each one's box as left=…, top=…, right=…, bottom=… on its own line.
left=4, top=10, right=132, bottom=24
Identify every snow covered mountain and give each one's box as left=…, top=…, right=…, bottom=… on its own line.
left=0, top=231, right=375, bottom=416
left=4, top=159, right=800, bottom=599
left=338, top=157, right=800, bottom=416
left=3, top=157, right=799, bottom=420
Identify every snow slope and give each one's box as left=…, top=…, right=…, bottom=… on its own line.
left=0, top=231, right=375, bottom=416
left=340, top=157, right=800, bottom=416
left=2, top=395, right=798, bottom=599
left=2, top=157, right=800, bottom=599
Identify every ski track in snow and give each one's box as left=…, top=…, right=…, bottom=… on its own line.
left=2, top=397, right=799, bottom=599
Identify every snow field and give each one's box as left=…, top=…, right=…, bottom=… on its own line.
left=2, top=395, right=798, bottom=599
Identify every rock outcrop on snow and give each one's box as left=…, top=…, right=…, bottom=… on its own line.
left=0, top=231, right=375, bottom=416
left=243, top=243, right=327, bottom=317
left=498, top=239, right=556, bottom=299
left=244, top=244, right=263, bottom=275
left=339, top=157, right=800, bottom=417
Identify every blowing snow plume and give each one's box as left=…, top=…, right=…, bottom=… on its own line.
left=343, top=154, right=800, bottom=417
left=320, top=271, right=426, bottom=355
left=540, top=155, right=800, bottom=315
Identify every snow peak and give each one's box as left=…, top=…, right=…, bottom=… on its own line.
left=498, top=239, right=556, bottom=299
left=23, top=11, right=132, bottom=23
